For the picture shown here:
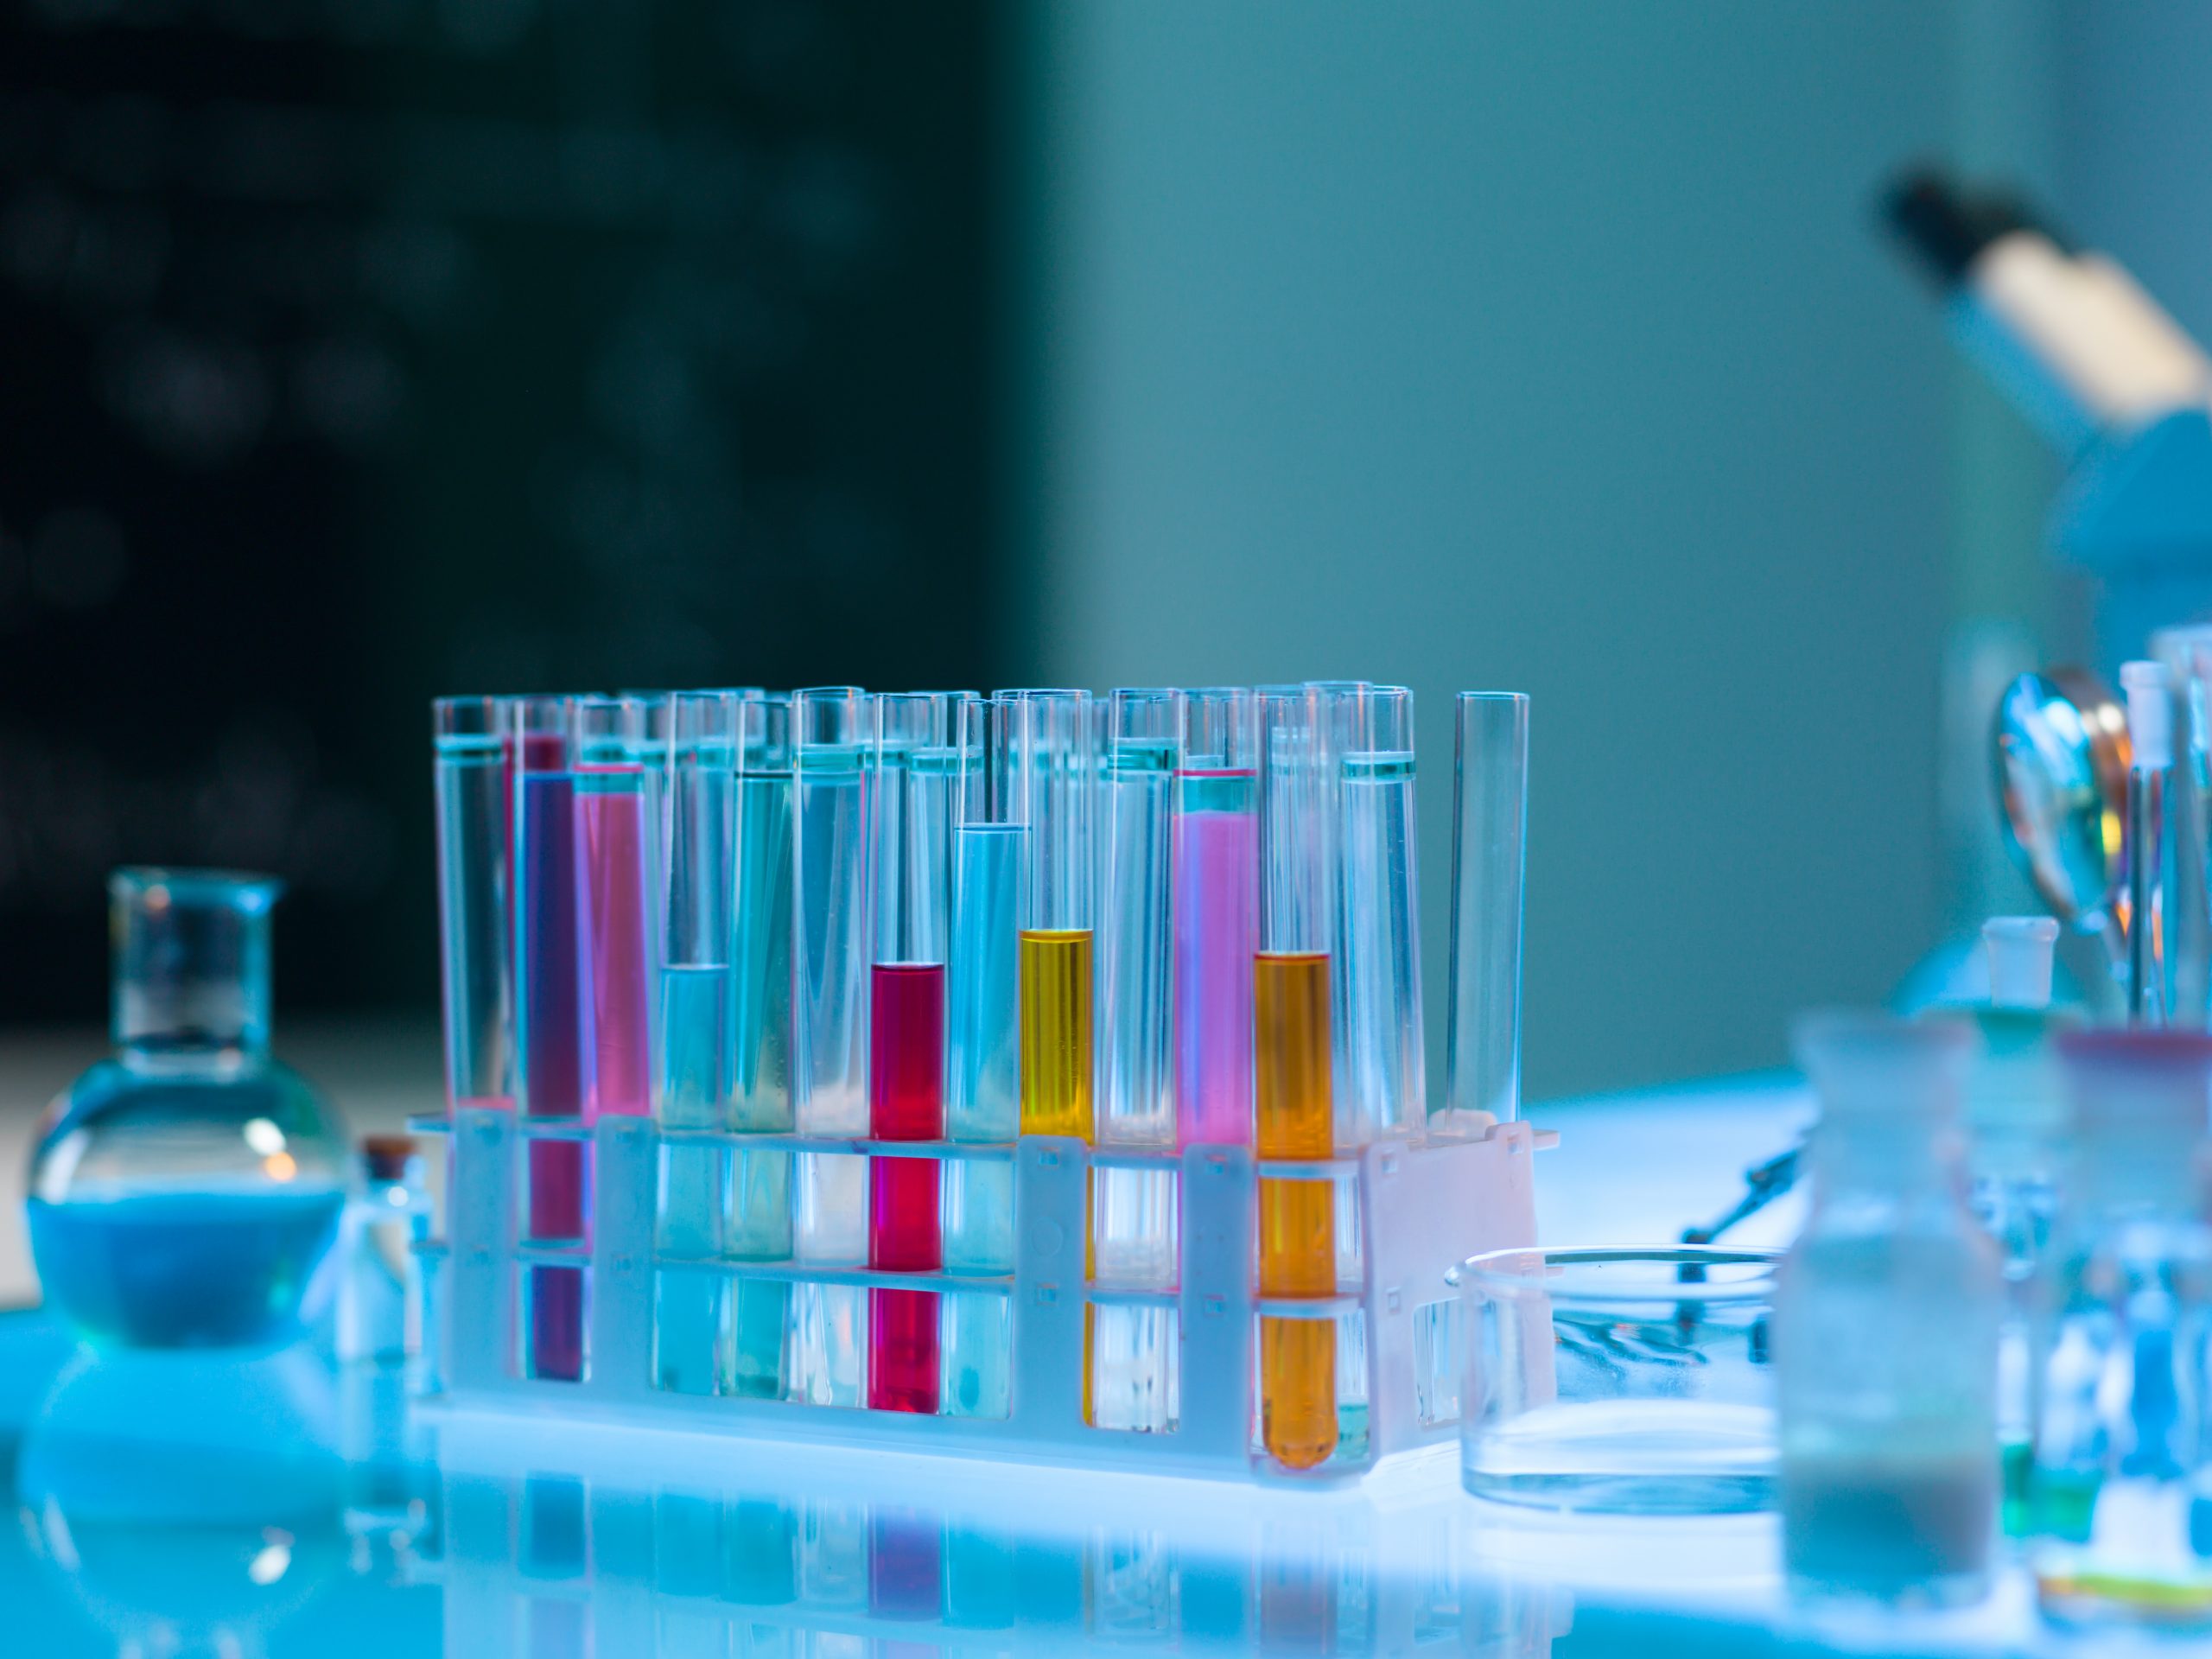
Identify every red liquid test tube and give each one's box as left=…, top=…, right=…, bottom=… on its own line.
left=869, top=962, right=944, bottom=1413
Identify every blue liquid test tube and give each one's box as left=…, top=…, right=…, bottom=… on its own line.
left=942, top=695, right=1025, bottom=1418
left=1334, top=683, right=1425, bottom=1147
left=1090, top=687, right=1181, bottom=1432
left=791, top=687, right=874, bottom=1406
left=729, top=693, right=796, bottom=1399
left=433, top=696, right=515, bottom=1115
left=652, top=692, right=735, bottom=1395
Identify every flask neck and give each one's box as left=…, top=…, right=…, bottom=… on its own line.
left=110, top=868, right=281, bottom=1062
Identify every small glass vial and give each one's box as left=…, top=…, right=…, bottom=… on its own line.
left=1932, top=917, right=2077, bottom=1534
left=28, top=868, right=347, bottom=1349
left=336, top=1135, right=430, bottom=1366
left=1777, top=1013, right=2004, bottom=1608
left=2033, top=1029, right=2212, bottom=1631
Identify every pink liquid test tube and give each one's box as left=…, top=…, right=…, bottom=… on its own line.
left=575, top=696, right=654, bottom=1122
left=1174, top=690, right=1260, bottom=1147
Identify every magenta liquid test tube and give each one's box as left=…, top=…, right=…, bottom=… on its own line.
left=866, top=690, right=966, bottom=1414
left=515, top=695, right=587, bottom=1381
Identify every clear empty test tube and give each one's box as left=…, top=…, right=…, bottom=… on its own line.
left=512, top=694, right=588, bottom=1381
left=791, top=686, right=874, bottom=1406
left=1442, top=692, right=1529, bottom=1135
left=1017, top=690, right=1098, bottom=1143
left=433, top=696, right=515, bottom=1114
left=728, top=693, right=796, bottom=1400
left=1176, top=688, right=1258, bottom=1149
left=2151, top=626, right=2212, bottom=1027
left=1091, top=687, right=1182, bottom=1433
left=944, top=695, right=1026, bottom=1419
left=868, top=691, right=964, bottom=1414
left=1255, top=686, right=1338, bottom=1469
left=651, top=692, right=736, bottom=1395
left=2122, top=661, right=2171, bottom=1027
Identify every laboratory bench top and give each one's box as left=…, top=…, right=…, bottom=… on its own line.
left=0, top=1032, right=2145, bottom=1656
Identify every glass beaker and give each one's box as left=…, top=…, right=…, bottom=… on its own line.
left=27, top=868, right=347, bottom=1349
left=1452, top=1245, right=1779, bottom=1514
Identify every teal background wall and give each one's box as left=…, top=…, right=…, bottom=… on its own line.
left=1014, top=3, right=2008, bottom=1098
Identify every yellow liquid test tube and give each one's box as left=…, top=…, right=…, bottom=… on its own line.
left=1255, top=949, right=1336, bottom=1469
left=1023, top=925, right=1098, bottom=1423
left=1020, top=928, right=1094, bottom=1139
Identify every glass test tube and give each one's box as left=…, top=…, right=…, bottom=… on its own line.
left=1175, top=688, right=1258, bottom=1147
left=619, top=690, right=668, bottom=1008
left=1332, top=683, right=1424, bottom=1147
left=574, top=696, right=654, bottom=1122
left=1090, top=688, right=1182, bottom=1432
left=513, top=695, right=587, bottom=1381
left=2121, top=661, right=2171, bottom=1027
left=434, top=696, right=514, bottom=1113
left=1302, top=682, right=1366, bottom=1155
left=2150, top=626, right=2212, bottom=1026
left=729, top=693, right=796, bottom=1399
left=651, top=693, right=735, bottom=1395
left=791, top=686, right=873, bottom=1406
left=1017, top=690, right=1097, bottom=1141
left=868, top=691, right=963, bottom=1414
left=1444, top=692, right=1528, bottom=1131
left=1256, top=686, right=1336, bottom=1468
left=943, top=695, right=1026, bottom=1419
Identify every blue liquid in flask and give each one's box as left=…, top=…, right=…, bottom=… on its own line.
left=29, top=870, right=347, bottom=1351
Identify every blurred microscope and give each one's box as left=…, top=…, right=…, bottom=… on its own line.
left=1693, top=168, right=2212, bottom=1246
left=1886, top=168, right=2212, bottom=1016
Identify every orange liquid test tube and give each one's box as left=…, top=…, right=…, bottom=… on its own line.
left=1255, top=949, right=1336, bottom=1468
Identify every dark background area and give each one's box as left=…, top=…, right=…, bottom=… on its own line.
left=8, top=2, right=2201, bottom=1101
left=0, top=0, right=1005, bottom=1025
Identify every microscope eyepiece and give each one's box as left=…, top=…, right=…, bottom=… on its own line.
left=1883, top=168, right=2062, bottom=285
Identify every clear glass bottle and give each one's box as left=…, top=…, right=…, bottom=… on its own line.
left=1929, top=916, right=2078, bottom=1535
left=336, top=1135, right=430, bottom=1368
left=1777, top=1013, right=2004, bottom=1607
left=28, top=868, right=347, bottom=1349
left=2032, top=1029, right=2212, bottom=1631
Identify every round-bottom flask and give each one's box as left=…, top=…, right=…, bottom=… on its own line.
left=28, top=868, right=347, bottom=1349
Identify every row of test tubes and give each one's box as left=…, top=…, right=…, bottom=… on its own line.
left=430, top=683, right=1529, bottom=1474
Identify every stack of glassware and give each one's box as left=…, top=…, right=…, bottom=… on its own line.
left=422, top=683, right=1535, bottom=1480
left=1774, top=917, right=2212, bottom=1632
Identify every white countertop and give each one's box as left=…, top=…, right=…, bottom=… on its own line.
left=0, top=1036, right=2152, bottom=1655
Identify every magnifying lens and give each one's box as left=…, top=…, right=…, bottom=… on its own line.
left=1991, top=667, right=2130, bottom=976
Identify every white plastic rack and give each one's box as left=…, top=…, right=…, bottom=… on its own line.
left=413, top=1109, right=1547, bottom=1485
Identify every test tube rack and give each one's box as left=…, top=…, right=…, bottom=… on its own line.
left=414, top=1109, right=1547, bottom=1486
